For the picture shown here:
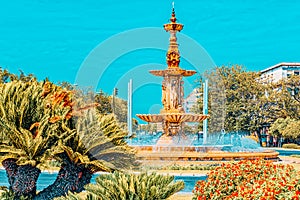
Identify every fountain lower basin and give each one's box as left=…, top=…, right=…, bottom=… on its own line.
left=137, top=148, right=279, bottom=161
left=131, top=133, right=279, bottom=161
left=134, top=146, right=279, bottom=161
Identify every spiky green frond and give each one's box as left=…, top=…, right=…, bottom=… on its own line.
left=0, top=80, right=72, bottom=167
left=57, top=107, right=136, bottom=172
left=54, top=191, right=88, bottom=200
left=59, top=172, right=184, bottom=200
left=55, top=172, right=184, bottom=200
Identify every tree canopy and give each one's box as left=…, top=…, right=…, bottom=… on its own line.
left=193, top=65, right=300, bottom=140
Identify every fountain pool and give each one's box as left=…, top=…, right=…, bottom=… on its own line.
left=131, top=131, right=279, bottom=161
left=0, top=169, right=205, bottom=193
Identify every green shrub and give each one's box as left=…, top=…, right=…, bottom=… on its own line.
left=0, top=187, right=30, bottom=200
left=291, top=154, right=300, bottom=158
left=282, top=143, right=300, bottom=149
left=48, top=160, right=61, bottom=168
left=163, top=164, right=217, bottom=171
left=57, top=172, right=184, bottom=200
left=54, top=191, right=84, bottom=200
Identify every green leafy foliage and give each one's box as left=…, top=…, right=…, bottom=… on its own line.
left=0, top=72, right=137, bottom=199
left=54, top=109, right=137, bottom=173
left=94, top=90, right=112, bottom=115
left=269, top=118, right=300, bottom=139
left=193, top=65, right=300, bottom=140
left=0, top=80, right=71, bottom=168
left=282, top=143, right=300, bottom=149
left=0, top=79, right=73, bottom=198
left=0, top=186, right=31, bottom=200
left=162, top=164, right=217, bottom=171
left=269, top=118, right=293, bottom=136
left=282, top=120, right=300, bottom=139
left=94, top=90, right=128, bottom=124
left=35, top=93, right=137, bottom=199
left=56, top=172, right=184, bottom=200
left=87, top=172, right=184, bottom=200
left=0, top=68, right=36, bottom=84
left=193, top=66, right=265, bottom=133
left=214, top=66, right=265, bottom=132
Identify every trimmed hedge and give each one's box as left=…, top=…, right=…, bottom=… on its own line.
left=282, top=143, right=300, bottom=149
left=163, top=164, right=217, bottom=171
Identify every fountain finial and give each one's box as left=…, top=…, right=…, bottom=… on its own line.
left=164, top=2, right=182, bottom=31
left=171, top=2, right=176, bottom=22
left=163, top=2, right=183, bottom=68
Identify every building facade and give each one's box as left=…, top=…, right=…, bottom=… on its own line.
left=260, top=62, right=300, bottom=84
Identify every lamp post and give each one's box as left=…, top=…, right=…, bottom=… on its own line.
left=127, top=79, right=132, bottom=135
left=203, top=80, right=208, bottom=144
left=112, top=88, right=118, bottom=114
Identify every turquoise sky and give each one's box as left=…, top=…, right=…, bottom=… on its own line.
left=0, top=0, right=299, bottom=117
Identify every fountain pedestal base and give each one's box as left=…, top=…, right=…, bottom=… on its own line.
left=134, top=146, right=279, bottom=161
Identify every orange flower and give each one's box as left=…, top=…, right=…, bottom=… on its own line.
left=49, top=116, right=61, bottom=123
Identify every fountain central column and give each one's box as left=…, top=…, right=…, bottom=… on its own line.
left=136, top=5, right=209, bottom=137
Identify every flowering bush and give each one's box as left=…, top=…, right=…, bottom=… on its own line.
left=193, top=159, right=300, bottom=200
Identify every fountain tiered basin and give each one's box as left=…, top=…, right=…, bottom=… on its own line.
left=136, top=113, right=209, bottom=123
left=130, top=134, right=279, bottom=162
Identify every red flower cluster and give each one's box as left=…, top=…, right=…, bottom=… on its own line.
left=193, top=159, right=300, bottom=200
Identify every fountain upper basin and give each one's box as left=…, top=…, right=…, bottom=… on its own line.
left=136, top=113, right=209, bottom=123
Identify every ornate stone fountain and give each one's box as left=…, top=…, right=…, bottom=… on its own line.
left=135, top=6, right=279, bottom=162
left=136, top=7, right=209, bottom=136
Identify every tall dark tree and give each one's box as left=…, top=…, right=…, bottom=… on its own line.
left=0, top=68, right=36, bottom=83
left=95, top=90, right=131, bottom=128
left=95, top=90, right=112, bottom=115
left=273, top=75, right=300, bottom=119
left=0, top=68, right=15, bottom=83
left=283, top=75, right=300, bottom=104
left=194, top=65, right=268, bottom=134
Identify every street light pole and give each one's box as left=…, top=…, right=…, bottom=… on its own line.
left=112, top=88, right=115, bottom=114
left=127, top=79, right=132, bottom=135
left=203, top=79, right=208, bottom=144
left=112, top=88, right=118, bottom=114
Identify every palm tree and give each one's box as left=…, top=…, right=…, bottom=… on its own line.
left=35, top=107, right=137, bottom=199
left=0, top=80, right=71, bottom=199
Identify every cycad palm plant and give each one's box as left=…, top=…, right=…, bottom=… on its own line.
left=0, top=79, right=137, bottom=199
left=87, top=172, right=185, bottom=200
left=55, top=172, right=185, bottom=200
left=0, top=80, right=72, bottom=199
left=35, top=104, right=137, bottom=199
